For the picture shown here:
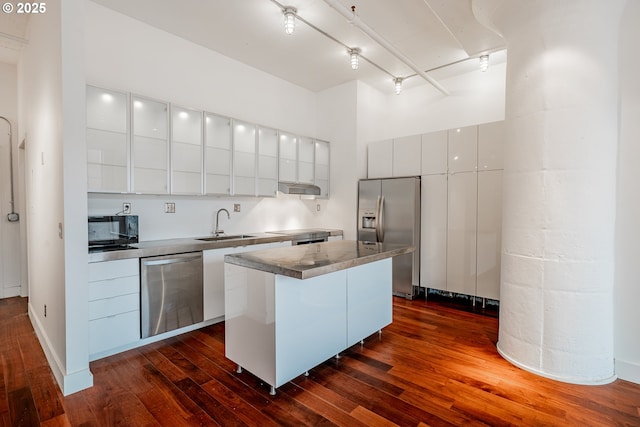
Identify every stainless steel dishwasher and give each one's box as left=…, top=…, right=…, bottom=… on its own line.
left=141, top=252, right=203, bottom=338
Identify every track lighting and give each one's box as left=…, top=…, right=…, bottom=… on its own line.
left=394, top=77, right=403, bottom=95
left=349, top=48, right=361, bottom=70
left=283, top=7, right=297, bottom=35
left=479, top=54, right=489, bottom=72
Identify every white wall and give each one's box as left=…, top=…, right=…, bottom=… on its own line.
left=614, top=0, right=640, bottom=383
left=18, top=0, right=92, bottom=395
left=357, top=61, right=507, bottom=144
left=316, top=81, right=359, bottom=240
left=0, top=62, right=22, bottom=298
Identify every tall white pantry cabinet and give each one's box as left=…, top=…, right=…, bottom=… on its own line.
left=367, top=121, right=504, bottom=300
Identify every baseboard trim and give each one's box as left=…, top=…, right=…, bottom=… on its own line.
left=615, top=358, right=640, bottom=385
left=28, top=302, right=93, bottom=396
left=497, top=341, right=617, bottom=385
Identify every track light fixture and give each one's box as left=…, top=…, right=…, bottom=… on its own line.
left=349, top=48, right=361, bottom=70
left=394, top=77, right=403, bottom=95
left=283, top=7, right=297, bottom=35
left=479, top=54, right=489, bottom=72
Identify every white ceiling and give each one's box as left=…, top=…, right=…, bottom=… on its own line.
left=0, top=0, right=506, bottom=94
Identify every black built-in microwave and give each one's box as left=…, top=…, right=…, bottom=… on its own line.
left=88, top=215, right=138, bottom=249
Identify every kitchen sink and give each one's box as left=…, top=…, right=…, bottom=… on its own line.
left=197, top=234, right=255, bottom=242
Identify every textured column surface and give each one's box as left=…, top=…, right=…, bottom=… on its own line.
left=473, top=0, right=625, bottom=384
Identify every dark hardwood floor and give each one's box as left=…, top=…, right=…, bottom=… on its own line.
left=2, top=295, right=640, bottom=426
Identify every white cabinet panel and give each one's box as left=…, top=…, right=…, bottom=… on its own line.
left=392, top=135, right=421, bottom=177
left=447, top=172, right=477, bottom=295
left=203, top=242, right=290, bottom=322
left=477, top=170, right=503, bottom=300
left=367, top=139, right=393, bottom=178
left=346, top=258, right=392, bottom=347
left=478, top=121, right=505, bottom=171
left=421, top=130, right=448, bottom=175
left=89, top=311, right=140, bottom=357
left=88, top=258, right=140, bottom=359
left=448, top=126, right=477, bottom=173
left=420, top=175, right=447, bottom=291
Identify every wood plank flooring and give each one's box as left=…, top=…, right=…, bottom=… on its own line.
left=2, top=295, right=640, bottom=426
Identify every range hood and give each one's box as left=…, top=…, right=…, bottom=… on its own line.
left=278, top=181, right=321, bottom=196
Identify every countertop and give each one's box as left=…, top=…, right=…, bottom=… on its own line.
left=223, top=239, right=413, bottom=280
left=88, top=228, right=343, bottom=263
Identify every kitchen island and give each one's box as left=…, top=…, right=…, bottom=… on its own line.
left=224, top=240, right=413, bottom=394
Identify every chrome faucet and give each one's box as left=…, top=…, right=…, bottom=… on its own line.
left=214, top=208, right=230, bottom=236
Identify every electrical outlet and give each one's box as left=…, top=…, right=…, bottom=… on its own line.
left=316, top=204, right=321, bottom=212
left=234, top=204, right=241, bottom=212
left=164, top=202, right=176, bottom=213
left=122, top=202, right=132, bottom=215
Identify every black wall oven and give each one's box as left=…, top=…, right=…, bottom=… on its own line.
left=88, top=215, right=139, bottom=251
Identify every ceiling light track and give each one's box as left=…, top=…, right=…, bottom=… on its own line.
left=321, top=0, right=449, bottom=96
left=270, top=0, right=397, bottom=86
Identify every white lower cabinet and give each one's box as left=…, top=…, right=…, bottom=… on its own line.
left=203, top=241, right=290, bottom=321
left=225, top=258, right=392, bottom=391
left=88, top=258, right=140, bottom=359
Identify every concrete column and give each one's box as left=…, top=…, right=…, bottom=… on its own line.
left=473, top=0, right=625, bottom=384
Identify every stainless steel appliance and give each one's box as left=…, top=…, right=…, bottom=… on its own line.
left=358, top=177, right=420, bottom=298
left=88, top=215, right=138, bottom=251
left=141, top=252, right=203, bottom=338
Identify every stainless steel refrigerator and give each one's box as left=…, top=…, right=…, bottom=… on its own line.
left=357, top=177, right=420, bottom=299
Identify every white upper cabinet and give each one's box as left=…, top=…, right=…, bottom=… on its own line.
left=314, top=140, right=330, bottom=198
left=233, top=120, right=257, bottom=196
left=298, top=137, right=315, bottom=184
left=367, top=139, right=393, bottom=178
left=171, top=106, right=202, bottom=195
left=279, top=132, right=297, bottom=183
left=448, top=126, right=478, bottom=173
left=392, top=135, right=421, bottom=177
left=421, top=130, right=447, bottom=175
left=132, top=96, right=169, bottom=194
left=204, top=113, right=232, bottom=195
left=257, top=126, right=279, bottom=197
left=478, top=121, right=505, bottom=171
left=86, top=85, right=129, bottom=192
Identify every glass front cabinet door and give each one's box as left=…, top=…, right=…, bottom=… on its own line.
left=232, top=120, right=257, bottom=196
left=257, top=126, right=279, bottom=197
left=171, top=106, right=203, bottom=195
left=314, top=140, right=330, bottom=198
left=204, top=113, right=232, bottom=196
left=86, top=85, right=129, bottom=192
left=131, top=96, right=169, bottom=194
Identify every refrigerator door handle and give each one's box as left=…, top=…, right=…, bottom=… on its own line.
left=376, top=195, right=385, bottom=242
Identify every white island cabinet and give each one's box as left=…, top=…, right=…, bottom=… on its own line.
left=224, top=240, right=409, bottom=394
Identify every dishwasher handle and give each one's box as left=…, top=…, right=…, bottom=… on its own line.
left=142, top=255, right=201, bottom=267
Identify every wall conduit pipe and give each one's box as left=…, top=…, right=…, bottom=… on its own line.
left=0, top=116, right=17, bottom=220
